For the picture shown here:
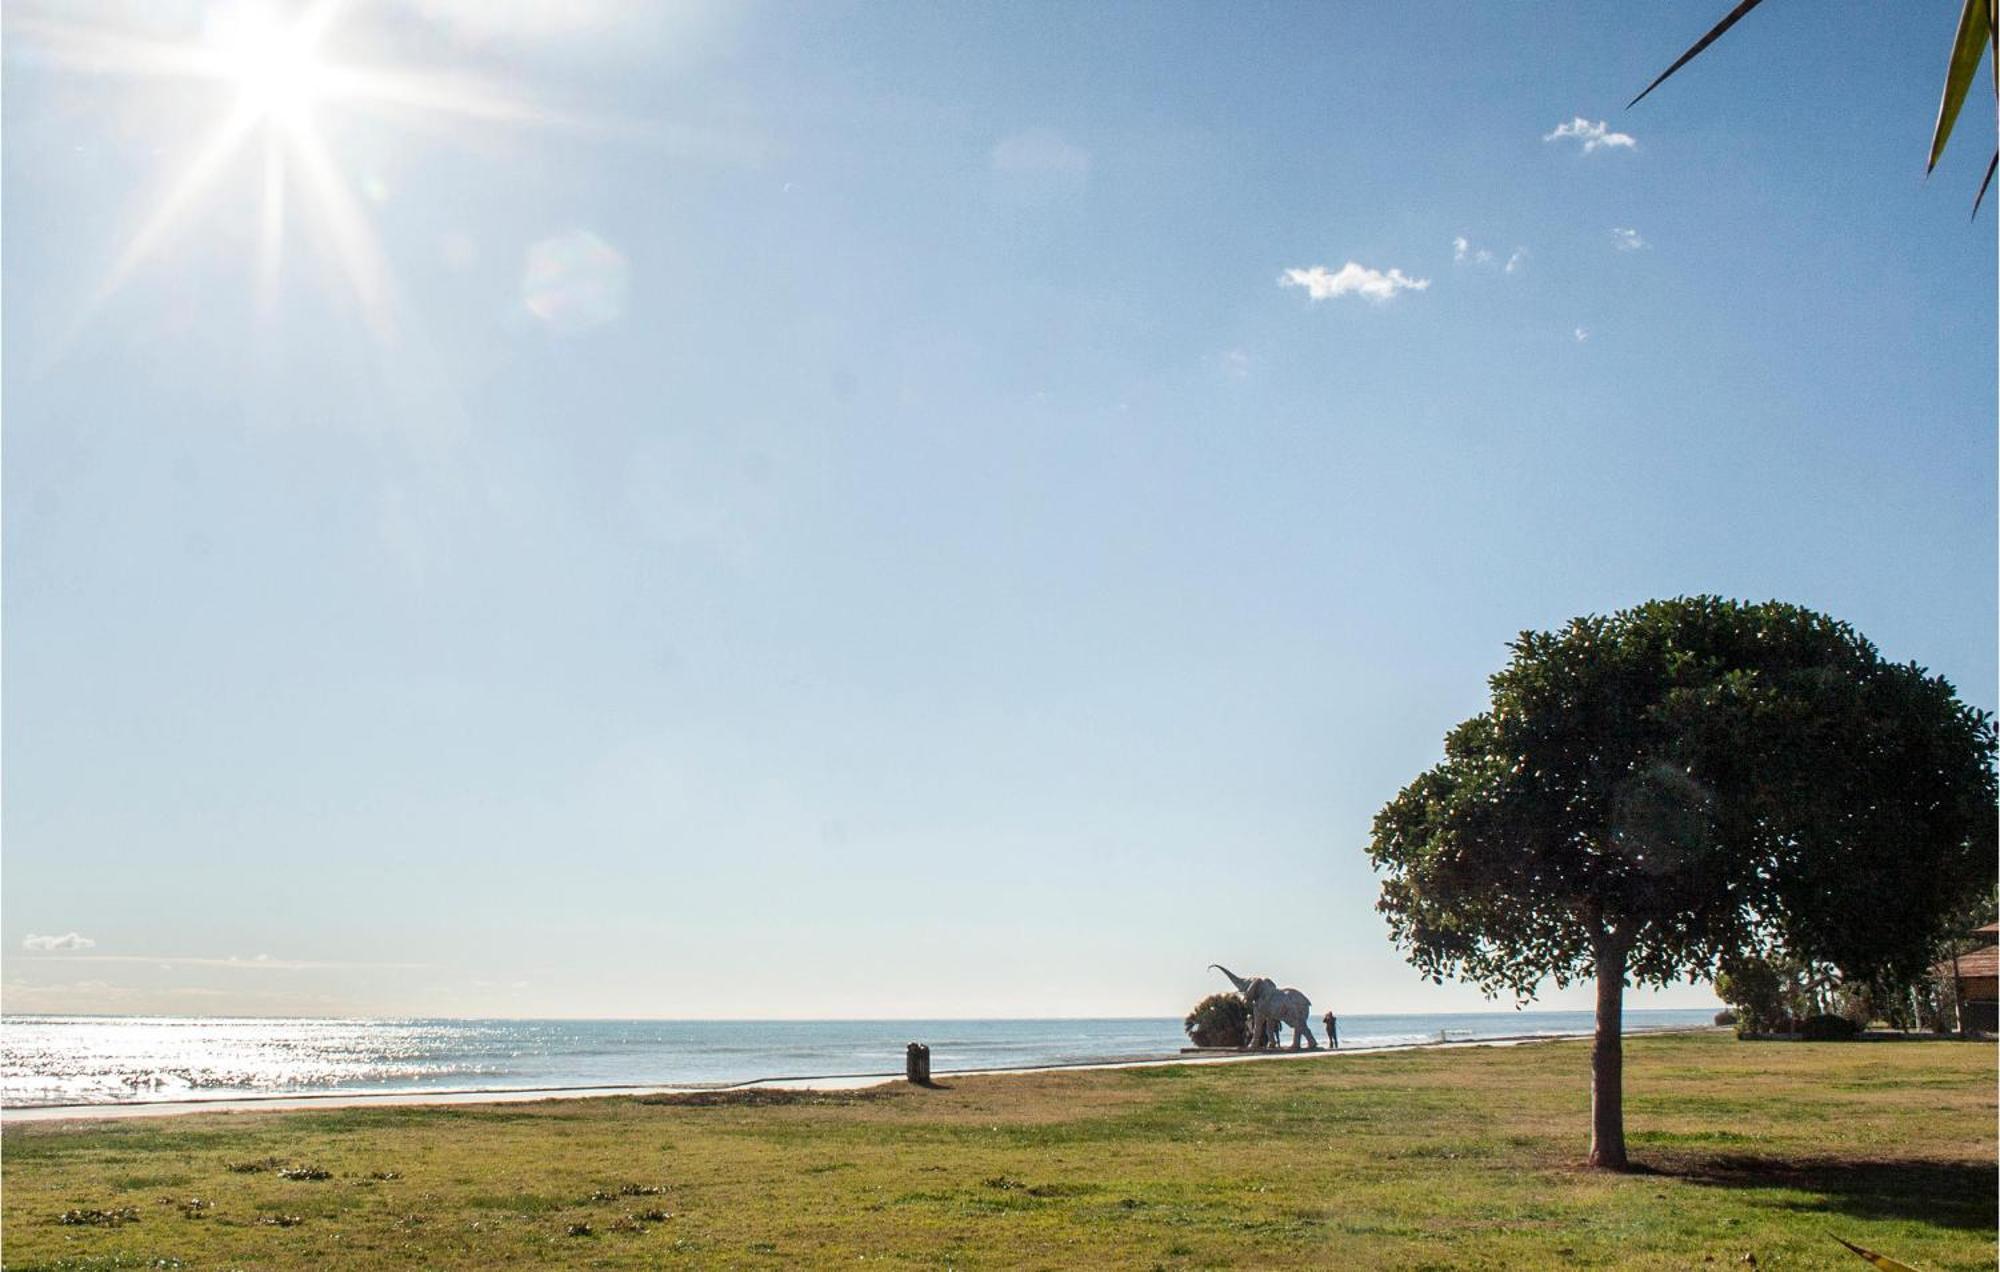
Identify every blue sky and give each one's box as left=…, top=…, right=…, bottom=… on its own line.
left=5, top=1, right=1993, bottom=1019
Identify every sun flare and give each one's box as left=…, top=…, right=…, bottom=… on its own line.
left=21, top=0, right=566, bottom=343
left=215, top=12, right=330, bottom=127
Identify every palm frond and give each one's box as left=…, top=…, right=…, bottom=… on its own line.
left=1833, top=1235, right=1923, bottom=1272
left=1927, top=0, right=1995, bottom=171
left=1972, top=149, right=1997, bottom=218
left=1628, top=0, right=1769, bottom=109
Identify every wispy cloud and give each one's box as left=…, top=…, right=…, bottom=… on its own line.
left=1280, top=262, right=1429, bottom=303
left=990, top=129, right=1091, bottom=179
left=2, top=976, right=362, bottom=1016
left=1611, top=227, right=1648, bottom=251
left=1453, top=236, right=1526, bottom=275
left=1544, top=118, right=1636, bottom=153
left=1573, top=327, right=1591, bottom=343
left=1219, top=348, right=1251, bottom=379
left=21, top=953, right=427, bottom=970
left=21, top=932, right=95, bottom=951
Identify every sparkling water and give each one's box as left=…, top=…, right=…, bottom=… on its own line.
left=1, top=1010, right=1719, bottom=1108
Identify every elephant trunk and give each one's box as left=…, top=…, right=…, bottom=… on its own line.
left=1209, top=964, right=1252, bottom=993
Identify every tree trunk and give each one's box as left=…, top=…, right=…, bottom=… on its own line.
left=1588, top=937, right=1628, bottom=1170
left=1950, top=948, right=1964, bottom=1034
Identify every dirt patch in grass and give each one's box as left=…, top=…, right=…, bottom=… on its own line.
left=634, top=1086, right=901, bottom=1108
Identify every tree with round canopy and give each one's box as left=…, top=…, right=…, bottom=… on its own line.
left=1367, top=597, right=1997, bottom=1169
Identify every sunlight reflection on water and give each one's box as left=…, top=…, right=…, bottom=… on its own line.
left=1, top=1011, right=1719, bottom=1106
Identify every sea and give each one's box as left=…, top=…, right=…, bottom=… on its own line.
left=0, top=1010, right=1719, bottom=1109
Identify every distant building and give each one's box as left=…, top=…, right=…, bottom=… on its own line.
left=1936, top=922, right=1998, bottom=1033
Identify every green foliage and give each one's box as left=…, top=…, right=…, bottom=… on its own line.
left=1182, top=993, right=1250, bottom=1048
left=1716, top=952, right=1814, bottom=1034
left=1369, top=597, right=1997, bottom=1003
left=1830, top=983, right=1881, bottom=1028
left=1736, top=902, right=2000, bottom=1033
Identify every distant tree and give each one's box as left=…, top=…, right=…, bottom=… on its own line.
left=1713, top=952, right=1815, bottom=1033
left=1723, top=883, right=2000, bottom=1031
left=1367, top=597, right=1996, bottom=1168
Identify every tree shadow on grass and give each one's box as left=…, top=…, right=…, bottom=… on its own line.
left=1651, top=1153, right=1998, bottom=1231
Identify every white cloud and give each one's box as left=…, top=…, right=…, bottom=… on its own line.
left=1280, top=262, right=1430, bottom=303
left=21, top=932, right=95, bottom=952
left=1611, top=227, right=1648, bottom=251
left=990, top=130, right=1091, bottom=179
left=1219, top=349, right=1251, bottom=379
left=1454, top=236, right=1524, bottom=274
left=1544, top=117, right=1637, bottom=153
left=1573, top=327, right=1591, bottom=342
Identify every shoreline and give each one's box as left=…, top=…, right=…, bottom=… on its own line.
left=1, top=1026, right=1718, bottom=1124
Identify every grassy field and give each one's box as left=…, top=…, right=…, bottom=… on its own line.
left=2, top=1031, right=1993, bottom=1269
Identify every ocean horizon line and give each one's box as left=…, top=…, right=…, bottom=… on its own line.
left=2, top=1006, right=1718, bottom=1024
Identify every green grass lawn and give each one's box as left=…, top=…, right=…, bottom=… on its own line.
left=3, top=1031, right=1993, bottom=1269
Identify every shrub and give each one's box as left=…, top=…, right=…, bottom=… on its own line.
left=1183, top=993, right=1249, bottom=1048
left=1797, top=1013, right=1860, bottom=1041
left=1713, top=1009, right=1737, bottom=1026
left=1715, top=954, right=1811, bottom=1033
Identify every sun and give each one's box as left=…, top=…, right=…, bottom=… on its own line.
left=214, top=11, right=330, bottom=128
left=19, top=0, right=569, bottom=343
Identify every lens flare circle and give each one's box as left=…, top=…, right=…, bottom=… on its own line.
left=522, top=231, right=629, bottom=335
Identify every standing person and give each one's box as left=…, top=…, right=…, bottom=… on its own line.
left=1322, top=1012, right=1338, bottom=1049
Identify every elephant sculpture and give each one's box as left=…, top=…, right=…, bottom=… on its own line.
left=1210, top=964, right=1318, bottom=1050
left=1253, top=1013, right=1285, bottom=1048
